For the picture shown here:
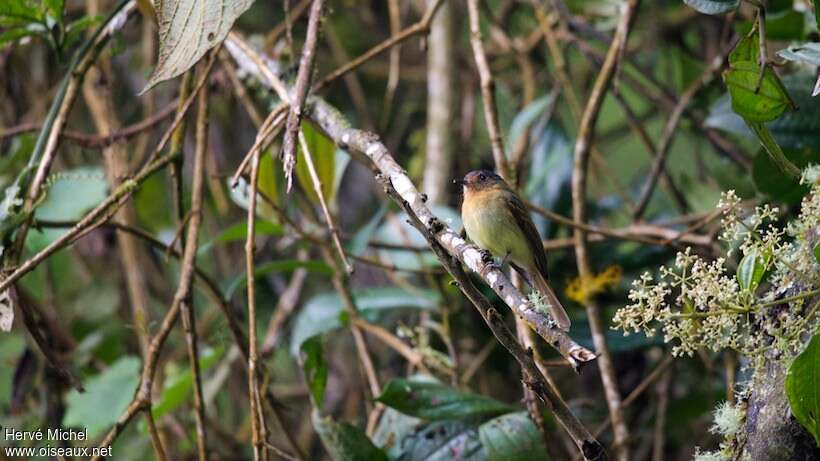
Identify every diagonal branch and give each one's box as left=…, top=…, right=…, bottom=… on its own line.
left=305, top=97, right=595, bottom=368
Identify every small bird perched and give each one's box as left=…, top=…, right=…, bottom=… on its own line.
left=457, top=170, right=571, bottom=331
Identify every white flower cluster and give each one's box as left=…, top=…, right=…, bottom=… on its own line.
left=613, top=177, right=820, bottom=360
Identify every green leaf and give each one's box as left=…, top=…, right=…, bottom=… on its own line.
left=814, top=243, right=820, bottom=264
left=0, top=1, right=43, bottom=24
left=225, top=260, right=333, bottom=299
left=747, top=121, right=802, bottom=179
left=705, top=74, right=820, bottom=149
left=478, top=412, right=548, bottom=461
left=379, top=418, right=486, bottom=461
left=737, top=249, right=766, bottom=292
left=375, top=205, right=461, bottom=270
left=301, top=337, right=328, bottom=407
left=258, top=150, right=281, bottom=209
left=724, top=61, right=793, bottom=122
left=729, top=28, right=759, bottom=64
left=752, top=146, right=812, bottom=203
left=290, top=288, right=441, bottom=355
left=313, top=410, right=389, bottom=461
left=376, top=377, right=514, bottom=421
left=683, top=0, right=739, bottom=15
left=42, top=0, right=64, bottom=25
left=0, top=26, right=39, bottom=48
left=505, top=93, right=556, bottom=157
left=786, top=334, right=820, bottom=446
left=152, top=346, right=224, bottom=419
left=34, top=166, right=108, bottom=221
left=143, top=0, right=254, bottom=92
left=347, top=205, right=386, bottom=257
left=63, top=356, right=140, bottom=438
left=198, top=220, right=283, bottom=256
left=295, top=122, right=337, bottom=205
left=816, top=0, right=820, bottom=30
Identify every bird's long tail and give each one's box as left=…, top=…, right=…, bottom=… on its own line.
left=532, top=271, right=571, bottom=331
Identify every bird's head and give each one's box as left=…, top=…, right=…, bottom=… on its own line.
left=455, top=170, right=505, bottom=193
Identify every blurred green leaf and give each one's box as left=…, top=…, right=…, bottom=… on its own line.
left=290, top=288, right=441, bottom=355
left=747, top=121, right=801, bottom=179
left=63, top=356, right=140, bottom=438
left=376, top=377, right=513, bottom=421
left=0, top=1, right=43, bottom=24
left=313, top=410, right=389, bottom=461
left=752, top=146, right=811, bottom=202
left=348, top=205, right=386, bottom=257
left=301, top=336, right=328, bottom=407
left=258, top=150, right=281, bottom=208
left=505, top=93, right=556, bottom=157
left=737, top=248, right=766, bottom=292
left=683, top=0, right=739, bottom=15
left=34, top=166, right=108, bottom=221
left=786, top=334, right=820, bottom=446
left=383, top=419, right=485, bottom=461
left=226, top=260, right=333, bottom=299
left=296, top=121, right=337, bottom=205
left=153, top=346, right=224, bottom=419
left=814, top=243, right=820, bottom=264
left=375, top=206, right=461, bottom=270
left=42, top=0, right=63, bottom=25
left=198, top=220, right=283, bottom=256
left=478, top=412, right=548, bottom=461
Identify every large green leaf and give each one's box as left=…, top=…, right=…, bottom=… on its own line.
left=724, top=61, right=792, bottom=122
left=289, top=288, right=441, bottom=355
left=786, top=334, right=820, bottom=446
left=705, top=75, right=820, bottom=150
left=0, top=1, right=43, bottom=24
left=478, top=412, right=548, bottom=461
left=313, top=410, right=389, bottom=461
left=143, top=0, right=254, bottom=92
left=295, top=122, right=338, bottom=205
left=375, top=206, right=461, bottom=270
left=63, top=356, right=140, bottom=438
left=376, top=378, right=514, bottom=421
left=152, top=346, right=224, bottom=419
left=683, top=0, right=739, bottom=15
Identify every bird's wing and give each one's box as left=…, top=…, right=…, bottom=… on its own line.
left=508, top=192, right=550, bottom=280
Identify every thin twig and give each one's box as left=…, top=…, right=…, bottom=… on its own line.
left=282, top=0, right=324, bottom=191
left=245, top=146, right=269, bottom=461
left=466, top=0, right=510, bottom=180
left=297, top=129, right=352, bottom=272
left=178, top=78, right=211, bottom=461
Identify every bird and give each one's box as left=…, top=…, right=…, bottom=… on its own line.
left=457, top=170, right=571, bottom=331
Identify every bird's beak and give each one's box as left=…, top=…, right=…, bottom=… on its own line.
left=452, top=179, right=465, bottom=186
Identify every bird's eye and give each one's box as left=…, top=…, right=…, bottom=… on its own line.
left=478, top=174, right=486, bottom=181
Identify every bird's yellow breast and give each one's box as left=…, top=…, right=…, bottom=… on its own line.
left=462, top=188, right=531, bottom=265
